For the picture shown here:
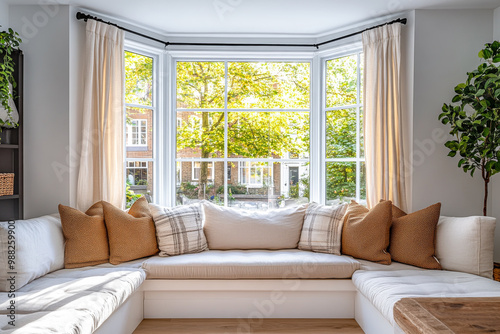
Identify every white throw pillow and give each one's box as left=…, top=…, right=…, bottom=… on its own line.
left=298, top=203, right=347, bottom=255
left=203, top=201, right=307, bottom=250
left=0, top=214, right=65, bottom=291
left=149, top=203, right=208, bottom=256
left=435, top=216, right=496, bottom=279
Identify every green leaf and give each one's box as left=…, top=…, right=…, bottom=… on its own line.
left=483, top=128, right=490, bottom=137
left=486, top=160, right=496, bottom=172
left=493, top=56, right=500, bottom=63
left=452, top=95, right=461, bottom=103
left=448, top=151, right=457, bottom=157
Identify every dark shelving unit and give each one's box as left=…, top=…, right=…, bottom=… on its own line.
left=0, top=49, right=23, bottom=221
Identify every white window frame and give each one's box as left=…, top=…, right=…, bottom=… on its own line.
left=126, top=119, right=148, bottom=146
left=173, top=56, right=312, bottom=206
left=191, top=161, right=214, bottom=181
left=320, top=45, right=365, bottom=204
left=122, top=41, right=365, bottom=207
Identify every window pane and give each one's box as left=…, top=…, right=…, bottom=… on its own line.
left=228, top=112, right=309, bottom=159
left=125, top=51, right=153, bottom=106
left=228, top=62, right=310, bottom=109
left=326, top=108, right=356, bottom=159
left=126, top=108, right=153, bottom=158
left=326, top=55, right=357, bottom=108
left=176, top=161, right=224, bottom=205
left=126, top=161, right=153, bottom=208
left=176, top=111, right=224, bottom=158
left=326, top=162, right=356, bottom=204
left=177, top=62, right=225, bottom=109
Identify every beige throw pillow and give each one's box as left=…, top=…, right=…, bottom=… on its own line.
left=149, top=203, right=208, bottom=256
left=298, top=203, right=347, bottom=255
left=203, top=201, right=307, bottom=250
left=436, top=216, right=496, bottom=278
left=341, top=201, right=392, bottom=265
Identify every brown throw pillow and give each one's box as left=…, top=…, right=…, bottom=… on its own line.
left=341, top=200, right=392, bottom=264
left=58, top=202, right=109, bottom=269
left=102, top=197, right=159, bottom=265
left=389, top=203, right=442, bottom=269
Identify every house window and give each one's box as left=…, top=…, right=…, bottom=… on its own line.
left=127, top=161, right=148, bottom=185
left=126, top=119, right=147, bottom=146
left=124, top=50, right=156, bottom=206
left=324, top=52, right=365, bottom=204
left=192, top=161, right=214, bottom=181
left=239, top=162, right=267, bottom=186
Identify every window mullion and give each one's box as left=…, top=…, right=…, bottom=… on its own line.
left=224, top=61, right=229, bottom=207
left=356, top=52, right=361, bottom=202
left=310, top=54, right=324, bottom=204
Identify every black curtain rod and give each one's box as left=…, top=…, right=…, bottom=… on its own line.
left=75, top=12, right=407, bottom=49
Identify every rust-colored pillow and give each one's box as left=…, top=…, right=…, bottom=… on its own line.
left=389, top=203, right=442, bottom=269
left=341, top=201, right=392, bottom=264
left=58, top=202, right=109, bottom=269
left=102, top=197, right=159, bottom=265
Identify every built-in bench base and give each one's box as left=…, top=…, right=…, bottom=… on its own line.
left=94, top=289, right=144, bottom=334
left=143, top=279, right=356, bottom=319
left=91, top=279, right=398, bottom=334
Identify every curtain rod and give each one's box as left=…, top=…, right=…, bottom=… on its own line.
left=75, top=12, right=407, bottom=49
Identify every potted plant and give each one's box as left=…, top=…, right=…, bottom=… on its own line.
left=0, top=26, right=22, bottom=143
left=439, top=41, right=500, bottom=216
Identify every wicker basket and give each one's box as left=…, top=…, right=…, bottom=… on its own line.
left=0, top=173, right=14, bottom=196
left=495, top=263, right=500, bottom=282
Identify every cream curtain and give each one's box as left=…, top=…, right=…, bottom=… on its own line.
left=362, top=23, right=408, bottom=211
left=76, top=20, right=125, bottom=210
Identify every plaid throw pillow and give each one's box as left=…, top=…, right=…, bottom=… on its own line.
left=298, top=203, right=347, bottom=255
left=149, top=203, right=208, bottom=256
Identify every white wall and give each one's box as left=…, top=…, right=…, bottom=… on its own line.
left=9, top=4, right=84, bottom=218
left=0, top=0, right=8, bottom=28
left=412, top=9, right=499, bottom=261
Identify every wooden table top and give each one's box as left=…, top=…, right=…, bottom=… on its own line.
left=394, top=297, right=500, bottom=333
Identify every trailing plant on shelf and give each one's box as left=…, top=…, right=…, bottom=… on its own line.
left=0, top=26, right=22, bottom=135
left=439, top=41, right=500, bottom=216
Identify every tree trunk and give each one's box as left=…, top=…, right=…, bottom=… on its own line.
left=198, top=112, right=210, bottom=200
left=483, top=176, right=489, bottom=216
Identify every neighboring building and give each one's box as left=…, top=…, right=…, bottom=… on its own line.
left=126, top=108, right=154, bottom=198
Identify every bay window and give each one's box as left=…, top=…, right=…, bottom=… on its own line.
left=124, top=42, right=365, bottom=209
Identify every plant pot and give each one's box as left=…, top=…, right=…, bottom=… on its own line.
left=0, top=128, right=13, bottom=144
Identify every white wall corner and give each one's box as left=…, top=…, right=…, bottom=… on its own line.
left=494, top=6, right=500, bottom=41
left=10, top=4, right=72, bottom=218
left=0, top=0, right=8, bottom=28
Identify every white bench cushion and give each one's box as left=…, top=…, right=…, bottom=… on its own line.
left=352, top=269, right=500, bottom=325
left=0, top=264, right=145, bottom=333
left=143, top=249, right=360, bottom=279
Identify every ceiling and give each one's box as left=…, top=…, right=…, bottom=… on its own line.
left=7, top=0, right=500, bottom=37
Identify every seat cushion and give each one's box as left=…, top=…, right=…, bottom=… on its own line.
left=352, top=269, right=500, bottom=325
left=142, top=249, right=360, bottom=279
left=0, top=264, right=146, bottom=333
